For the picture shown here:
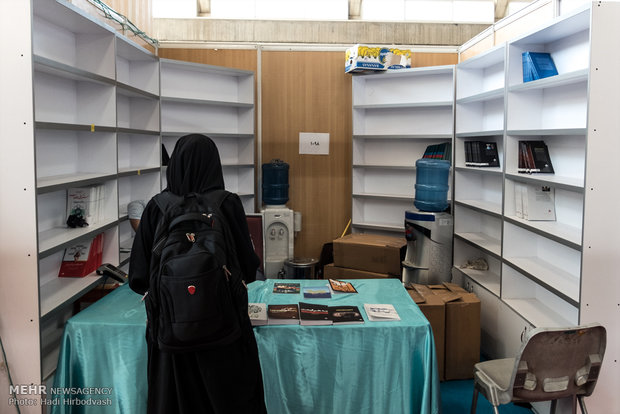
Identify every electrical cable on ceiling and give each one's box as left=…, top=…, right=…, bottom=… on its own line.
left=86, top=0, right=159, bottom=47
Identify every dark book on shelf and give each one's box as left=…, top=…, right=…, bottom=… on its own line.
left=518, top=140, right=554, bottom=173
left=299, top=302, right=332, bottom=326
left=328, top=305, right=364, bottom=324
left=464, top=141, right=499, bottom=167
left=422, top=141, right=451, bottom=162
left=273, top=282, right=301, bottom=294
left=267, top=304, right=300, bottom=325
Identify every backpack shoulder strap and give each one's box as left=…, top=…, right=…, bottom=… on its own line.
left=153, top=191, right=181, bottom=215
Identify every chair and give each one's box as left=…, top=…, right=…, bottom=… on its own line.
left=470, top=323, right=606, bottom=414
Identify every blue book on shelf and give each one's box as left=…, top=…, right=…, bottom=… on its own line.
left=522, top=52, right=558, bottom=82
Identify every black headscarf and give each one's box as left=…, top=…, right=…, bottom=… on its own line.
left=166, top=134, right=225, bottom=195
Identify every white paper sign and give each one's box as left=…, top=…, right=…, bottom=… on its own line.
left=299, top=132, right=329, bottom=155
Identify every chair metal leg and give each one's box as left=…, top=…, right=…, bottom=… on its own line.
left=577, top=396, right=588, bottom=414
left=550, top=399, right=557, bottom=414
left=470, top=387, right=479, bottom=414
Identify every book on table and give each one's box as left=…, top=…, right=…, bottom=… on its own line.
left=267, top=304, right=300, bottom=325
left=248, top=303, right=268, bottom=326
left=328, top=305, right=364, bottom=324
left=273, top=282, right=301, bottom=294
left=363, top=303, right=401, bottom=322
left=302, top=285, right=332, bottom=299
left=299, top=302, right=332, bottom=326
left=328, top=279, right=358, bottom=294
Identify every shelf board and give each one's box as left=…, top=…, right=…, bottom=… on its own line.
left=452, top=266, right=501, bottom=297
left=503, top=298, right=575, bottom=328
left=161, top=132, right=254, bottom=139
left=40, top=274, right=104, bottom=318
left=35, top=122, right=116, bottom=133
left=454, top=166, right=503, bottom=176
left=456, top=130, right=504, bottom=138
left=353, top=164, right=416, bottom=171
left=353, top=133, right=453, bottom=140
left=504, top=172, right=584, bottom=192
left=351, top=222, right=405, bottom=233
left=354, top=101, right=453, bottom=110
left=454, top=231, right=502, bottom=257
left=504, top=215, right=582, bottom=249
left=116, top=82, right=159, bottom=100
left=34, top=55, right=115, bottom=86
left=507, top=128, right=586, bottom=136
left=38, top=219, right=118, bottom=258
left=503, top=257, right=580, bottom=306
left=457, top=87, right=504, bottom=104
left=118, top=167, right=161, bottom=178
left=160, top=96, right=253, bottom=108
left=353, top=192, right=414, bottom=201
left=37, top=173, right=117, bottom=194
left=509, top=69, right=588, bottom=92
left=116, top=127, right=160, bottom=135
left=454, top=199, right=502, bottom=216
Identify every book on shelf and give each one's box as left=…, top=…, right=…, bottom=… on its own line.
left=328, top=305, right=364, bottom=324
left=273, top=282, right=301, bottom=294
left=422, top=142, right=452, bottom=162
left=299, top=302, right=333, bottom=326
left=363, top=304, right=401, bottom=322
left=302, top=285, right=332, bottom=299
left=58, top=233, right=104, bottom=278
left=522, top=52, right=558, bottom=83
left=267, top=304, right=300, bottom=325
left=464, top=141, right=500, bottom=168
left=248, top=303, right=268, bottom=326
left=328, top=279, right=358, bottom=294
left=518, top=141, right=554, bottom=174
left=516, top=183, right=556, bottom=221
left=66, top=185, right=105, bottom=227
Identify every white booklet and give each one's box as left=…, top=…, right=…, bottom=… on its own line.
left=363, top=304, right=400, bottom=322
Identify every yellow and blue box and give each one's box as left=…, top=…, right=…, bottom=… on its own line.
left=345, top=44, right=413, bottom=73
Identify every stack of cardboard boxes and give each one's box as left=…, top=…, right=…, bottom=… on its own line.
left=407, top=282, right=481, bottom=381
left=324, top=233, right=406, bottom=279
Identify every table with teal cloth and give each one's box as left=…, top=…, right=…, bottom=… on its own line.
left=51, top=278, right=441, bottom=414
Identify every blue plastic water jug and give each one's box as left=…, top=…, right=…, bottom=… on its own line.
left=262, top=159, right=289, bottom=205
left=414, top=159, right=450, bottom=212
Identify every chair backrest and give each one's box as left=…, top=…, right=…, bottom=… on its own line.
left=510, top=323, right=606, bottom=402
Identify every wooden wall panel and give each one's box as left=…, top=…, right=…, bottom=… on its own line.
left=261, top=51, right=352, bottom=260
left=157, top=48, right=258, bottom=73
left=411, top=52, right=458, bottom=67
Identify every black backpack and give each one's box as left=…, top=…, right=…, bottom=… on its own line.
left=146, top=189, right=244, bottom=352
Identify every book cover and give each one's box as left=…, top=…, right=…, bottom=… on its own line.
left=273, top=282, right=301, bottom=294
left=524, top=184, right=556, bottom=221
left=329, top=305, right=364, bottom=324
left=363, top=303, right=401, bottom=322
left=58, top=237, right=95, bottom=278
left=299, top=302, right=332, bottom=326
left=302, top=285, right=332, bottom=299
left=248, top=303, right=268, bottom=326
left=267, top=304, right=300, bottom=325
left=328, top=279, right=358, bottom=294
left=529, top=141, right=554, bottom=173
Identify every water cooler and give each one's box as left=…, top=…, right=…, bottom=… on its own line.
left=401, top=158, right=454, bottom=284
left=261, top=159, right=301, bottom=278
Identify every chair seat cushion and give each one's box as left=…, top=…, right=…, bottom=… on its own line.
left=475, top=357, right=515, bottom=391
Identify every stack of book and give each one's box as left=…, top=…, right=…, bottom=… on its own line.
left=422, top=142, right=451, bottom=162
left=464, top=141, right=500, bottom=168
left=514, top=183, right=556, bottom=221
left=522, top=52, right=558, bottom=83
left=66, top=185, right=106, bottom=227
left=518, top=141, right=554, bottom=174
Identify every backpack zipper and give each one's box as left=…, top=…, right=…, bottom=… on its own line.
left=223, top=265, right=231, bottom=281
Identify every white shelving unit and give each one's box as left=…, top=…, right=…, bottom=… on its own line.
left=454, top=3, right=620, bottom=410
left=160, top=59, right=256, bottom=213
left=351, top=66, right=455, bottom=234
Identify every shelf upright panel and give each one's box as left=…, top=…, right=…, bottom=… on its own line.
left=351, top=66, right=455, bottom=235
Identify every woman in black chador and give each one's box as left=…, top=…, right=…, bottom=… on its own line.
left=129, top=134, right=267, bottom=414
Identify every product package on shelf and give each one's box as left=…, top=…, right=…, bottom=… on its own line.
left=345, top=44, right=412, bottom=73
left=66, top=185, right=105, bottom=227
left=522, top=52, right=558, bottom=82
left=58, top=233, right=104, bottom=277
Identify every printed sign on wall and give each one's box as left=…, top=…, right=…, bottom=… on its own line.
left=299, top=132, right=329, bottom=155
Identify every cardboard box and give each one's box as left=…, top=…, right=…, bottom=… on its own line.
left=429, top=283, right=481, bottom=380
left=333, top=234, right=406, bottom=275
left=407, top=283, right=446, bottom=381
left=323, top=263, right=394, bottom=279
left=345, top=44, right=412, bottom=73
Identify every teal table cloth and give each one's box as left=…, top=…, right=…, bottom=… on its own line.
left=52, top=279, right=440, bottom=414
